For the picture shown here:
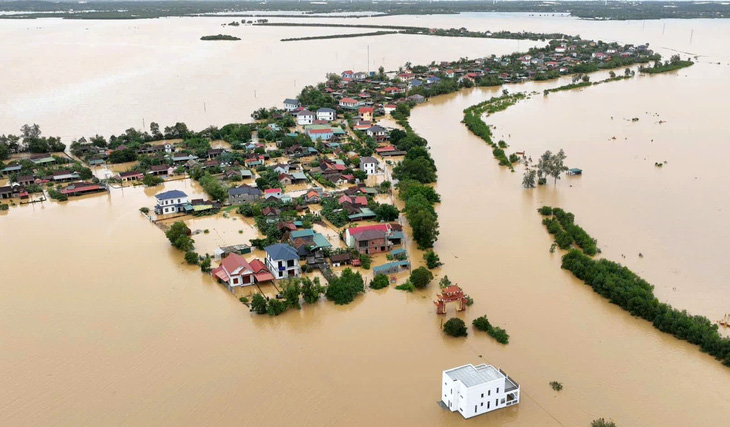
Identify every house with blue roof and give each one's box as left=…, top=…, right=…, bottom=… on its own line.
left=264, top=243, right=300, bottom=279
left=154, top=190, right=189, bottom=215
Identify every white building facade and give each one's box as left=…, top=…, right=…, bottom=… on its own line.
left=297, top=110, right=315, bottom=125
left=441, top=364, right=520, bottom=419
left=359, top=157, right=379, bottom=175
left=154, top=190, right=189, bottom=215
left=317, top=108, right=336, bottom=121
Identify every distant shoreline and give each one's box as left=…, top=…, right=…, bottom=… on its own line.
left=200, top=34, right=241, bottom=41
left=1, top=1, right=729, bottom=21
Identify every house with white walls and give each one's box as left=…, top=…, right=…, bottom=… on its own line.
left=317, top=108, right=336, bottom=121
left=264, top=243, right=300, bottom=279
left=441, top=363, right=520, bottom=419
left=154, top=190, right=188, bottom=215
left=359, top=156, right=379, bottom=175
left=297, top=110, right=315, bottom=126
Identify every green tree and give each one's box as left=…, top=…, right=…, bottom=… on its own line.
left=410, top=267, right=434, bottom=289
left=522, top=169, right=536, bottom=188
left=424, top=250, right=442, bottom=269
left=251, top=293, right=268, bottom=314
left=370, top=274, right=390, bottom=290
left=301, top=277, right=324, bottom=304
left=473, top=315, right=492, bottom=332
left=165, top=221, right=194, bottom=251
left=325, top=268, right=365, bottom=305
left=443, top=318, right=468, bottom=337
left=143, top=174, right=164, bottom=187
left=374, top=203, right=399, bottom=222
left=200, top=256, right=212, bottom=273
left=267, top=298, right=288, bottom=316
left=184, top=251, right=199, bottom=265
left=282, top=280, right=302, bottom=310
left=591, top=419, right=617, bottom=427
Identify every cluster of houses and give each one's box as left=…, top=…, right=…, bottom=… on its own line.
left=0, top=153, right=110, bottom=201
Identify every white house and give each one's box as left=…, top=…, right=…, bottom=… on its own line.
left=383, top=104, right=397, bottom=115
left=359, top=156, right=379, bottom=175
left=338, top=98, right=359, bottom=109
left=441, top=364, right=520, bottom=419
left=283, top=98, right=300, bottom=112
left=264, top=243, right=300, bottom=279
left=317, top=108, right=336, bottom=122
left=366, top=125, right=387, bottom=139
left=297, top=110, right=315, bottom=126
left=154, top=189, right=188, bottom=215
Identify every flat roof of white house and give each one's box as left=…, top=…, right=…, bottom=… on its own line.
left=444, top=364, right=504, bottom=388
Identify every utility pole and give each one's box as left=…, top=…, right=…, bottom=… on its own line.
left=367, top=45, right=370, bottom=75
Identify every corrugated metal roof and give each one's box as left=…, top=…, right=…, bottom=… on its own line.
left=444, top=364, right=504, bottom=388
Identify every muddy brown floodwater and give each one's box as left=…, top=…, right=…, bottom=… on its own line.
left=1, top=13, right=730, bottom=427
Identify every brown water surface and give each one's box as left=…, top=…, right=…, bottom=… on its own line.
left=1, top=13, right=730, bottom=426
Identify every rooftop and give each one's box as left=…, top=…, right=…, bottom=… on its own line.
left=155, top=190, right=188, bottom=200
left=444, top=364, right=504, bottom=388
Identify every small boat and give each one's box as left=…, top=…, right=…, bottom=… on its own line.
left=718, top=314, right=730, bottom=327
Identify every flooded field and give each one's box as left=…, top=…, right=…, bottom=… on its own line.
left=2, top=12, right=730, bottom=427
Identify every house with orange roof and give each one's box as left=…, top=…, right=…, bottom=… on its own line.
left=211, top=253, right=254, bottom=291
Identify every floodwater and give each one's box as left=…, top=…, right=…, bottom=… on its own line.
left=2, top=13, right=730, bottom=427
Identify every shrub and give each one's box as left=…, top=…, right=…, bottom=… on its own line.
left=549, top=381, right=563, bottom=391
left=250, top=293, right=267, bottom=314
left=359, top=254, right=371, bottom=270
left=184, top=251, right=199, bottom=265
left=266, top=298, right=288, bottom=316
left=538, top=206, right=553, bottom=216
left=142, top=174, right=164, bottom=187
left=443, top=318, right=468, bottom=337
left=139, top=207, right=149, bottom=214
left=301, top=277, right=324, bottom=304
left=472, top=315, right=509, bottom=344
left=199, top=256, right=212, bottom=272
left=473, top=315, right=491, bottom=332
left=410, top=267, right=434, bottom=289
left=165, top=221, right=194, bottom=251
left=591, top=419, right=617, bottom=427
left=424, top=250, right=442, bottom=269
left=489, top=326, right=510, bottom=344
left=395, top=281, right=415, bottom=292
left=325, top=268, right=365, bottom=305
left=370, top=274, right=390, bottom=290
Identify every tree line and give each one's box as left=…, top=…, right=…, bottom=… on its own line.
left=539, top=208, right=730, bottom=368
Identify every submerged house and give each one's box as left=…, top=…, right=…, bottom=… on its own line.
left=211, top=253, right=254, bottom=291
left=441, top=363, right=520, bottom=419
left=264, top=243, right=300, bottom=280
left=344, top=224, right=392, bottom=255
left=154, top=190, right=188, bottom=215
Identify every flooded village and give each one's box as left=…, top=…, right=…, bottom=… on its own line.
left=2, top=9, right=730, bottom=427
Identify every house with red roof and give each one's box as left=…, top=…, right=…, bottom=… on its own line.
left=344, top=223, right=393, bottom=255
left=249, top=259, right=275, bottom=283
left=212, top=253, right=254, bottom=291
left=338, top=98, right=359, bottom=109
left=383, top=104, right=397, bottom=115
left=358, top=107, right=374, bottom=122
